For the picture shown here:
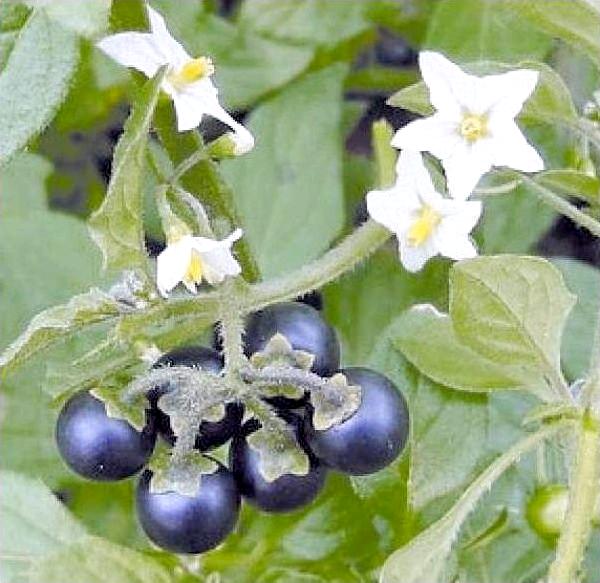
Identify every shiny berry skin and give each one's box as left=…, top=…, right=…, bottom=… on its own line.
left=150, top=346, right=243, bottom=451
left=526, top=484, right=568, bottom=539
left=244, top=302, right=340, bottom=377
left=303, top=367, right=409, bottom=475
left=229, top=433, right=327, bottom=513
left=56, top=391, right=155, bottom=481
left=136, top=465, right=240, bottom=554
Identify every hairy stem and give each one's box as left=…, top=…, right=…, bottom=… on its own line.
left=241, top=364, right=335, bottom=393
left=547, top=413, right=600, bottom=583
left=218, top=279, right=249, bottom=378
left=517, top=173, right=600, bottom=238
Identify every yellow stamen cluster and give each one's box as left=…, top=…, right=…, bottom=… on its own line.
left=170, top=56, right=214, bottom=87
left=459, top=113, right=487, bottom=142
left=185, top=251, right=204, bottom=285
left=407, top=205, right=441, bottom=246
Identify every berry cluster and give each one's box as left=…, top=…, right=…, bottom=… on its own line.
left=55, top=301, right=409, bottom=554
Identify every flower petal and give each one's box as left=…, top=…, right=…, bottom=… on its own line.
left=434, top=229, right=478, bottom=261
left=392, top=115, right=462, bottom=161
left=97, top=32, right=165, bottom=78
left=419, top=51, right=475, bottom=116
left=396, top=150, right=437, bottom=198
left=489, top=120, right=544, bottom=172
left=156, top=237, right=194, bottom=297
left=437, top=200, right=483, bottom=234
left=366, top=188, right=418, bottom=235
left=172, top=91, right=206, bottom=132
left=443, top=140, right=494, bottom=200
left=398, top=237, right=438, bottom=272
left=200, top=244, right=242, bottom=285
left=478, top=69, right=539, bottom=119
left=146, top=6, right=190, bottom=67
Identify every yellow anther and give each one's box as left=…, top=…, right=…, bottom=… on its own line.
left=170, top=57, right=214, bottom=86
left=460, top=113, right=487, bottom=142
left=407, top=205, right=441, bottom=246
left=185, top=251, right=204, bottom=284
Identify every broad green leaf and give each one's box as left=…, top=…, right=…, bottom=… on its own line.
left=0, top=288, right=120, bottom=374
left=394, top=304, right=545, bottom=395
left=449, top=256, right=575, bottom=401
left=380, top=423, right=567, bottom=583
left=0, top=3, right=29, bottom=69
left=0, top=9, right=78, bottom=166
left=324, top=248, right=449, bottom=364
left=0, top=155, right=102, bottom=484
left=536, top=170, right=600, bottom=204
left=425, top=0, right=550, bottom=61
left=388, top=61, right=577, bottom=126
left=150, top=1, right=314, bottom=109
left=239, top=0, right=370, bottom=48
left=224, top=65, right=348, bottom=277
left=479, top=184, right=556, bottom=254
left=89, top=70, right=165, bottom=274
left=553, top=259, right=600, bottom=382
left=502, top=0, right=600, bottom=69
left=29, top=536, right=172, bottom=583
left=0, top=470, right=87, bottom=582
left=25, top=0, right=111, bottom=37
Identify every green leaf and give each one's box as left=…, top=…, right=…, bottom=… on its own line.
left=394, top=304, right=543, bottom=394
left=0, top=470, right=87, bottom=582
left=502, top=0, right=600, bottom=70
left=28, top=536, right=173, bottom=583
left=449, top=256, right=575, bottom=401
left=553, top=259, right=600, bottom=382
left=238, top=0, right=371, bottom=48
left=150, top=1, right=314, bottom=109
left=425, top=0, right=551, bottom=61
left=388, top=60, right=577, bottom=126
left=325, top=248, right=449, bottom=364
left=536, top=170, right=600, bottom=204
left=0, top=9, right=78, bottom=166
left=0, top=3, right=29, bottom=70
left=223, top=65, right=348, bottom=277
left=380, top=423, right=567, bottom=583
left=0, top=288, right=120, bottom=375
left=88, top=70, right=165, bottom=275
left=25, top=0, right=111, bottom=38
left=0, top=155, right=103, bottom=484
left=479, top=184, right=557, bottom=254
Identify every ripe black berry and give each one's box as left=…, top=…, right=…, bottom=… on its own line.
left=244, top=302, right=340, bottom=377
left=136, top=465, right=240, bottom=554
left=150, top=346, right=243, bottom=450
left=229, top=433, right=327, bottom=513
left=304, top=367, right=409, bottom=475
left=56, top=391, right=155, bottom=481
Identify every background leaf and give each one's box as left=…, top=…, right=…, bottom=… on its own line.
left=88, top=71, right=165, bottom=274
left=0, top=9, right=78, bottom=166
left=25, top=0, right=111, bottom=38
left=449, top=256, right=575, bottom=401
left=425, top=0, right=551, bottom=61
left=224, top=65, right=348, bottom=277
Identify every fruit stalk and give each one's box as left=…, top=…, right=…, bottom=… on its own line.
left=546, top=412, right=600, bottom=583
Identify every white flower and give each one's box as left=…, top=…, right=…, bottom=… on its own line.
left=392, top=51, right=544, bottom=200
left=156, top=229, right=243, bottom=297
left=97, top=5, right=254, bottom=151
left=366, top=150, right=482, bottom=272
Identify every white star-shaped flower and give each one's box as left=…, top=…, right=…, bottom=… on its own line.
left=97, top=5, right=254, bottom=153
left=156, top=229, right=243, bottom=297
left=392, top=51, right=544, bottom=200
left=366, top=150, right=482, bottom=272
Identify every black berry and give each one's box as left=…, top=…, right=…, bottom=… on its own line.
left=229, top=431, right=327, bottom=513
left=56, top=391, right=155, bottom=481
left=244, top=302, right=340, bottom=377
left=136, top=465, right=240, bottom=554
left=304, top=367, right=409, bottom=475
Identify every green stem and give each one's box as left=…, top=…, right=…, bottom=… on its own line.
left=218, top=280, right=249, bottom=378
left=547, top=413, right=600, bottom=583
left=517, top=173, right=600, bottom=238
left=247, top=219, right=390, bottom=310
left=570, top=117, right=600, bottom=153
